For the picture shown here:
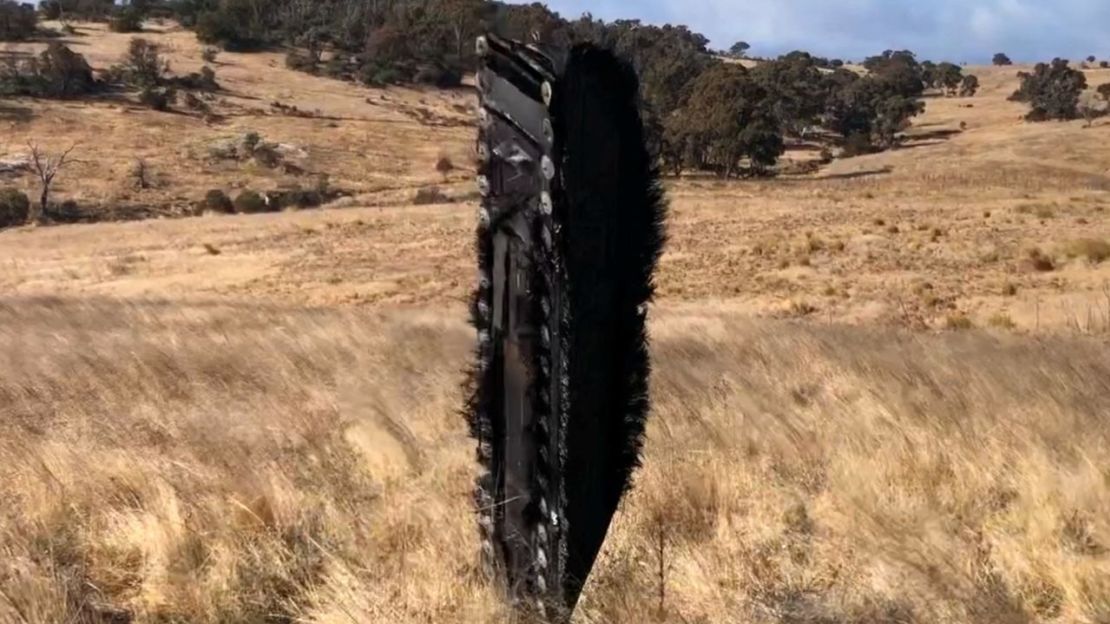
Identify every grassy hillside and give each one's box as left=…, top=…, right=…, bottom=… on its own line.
left=0, top=21, right=478, bottom=215
left=2, top=298, right=1108, bottom=623
left=1, top=20, right=1109, bottom=624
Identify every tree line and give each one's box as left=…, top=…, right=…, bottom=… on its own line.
left=3, top=0, right=1107, bottom=177
left=158, top=0, right=982, bottom=175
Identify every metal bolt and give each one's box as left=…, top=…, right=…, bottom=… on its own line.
left=541, top=326, right=550, bottom=347
left=542, top=225, right=553, bottom=250
left=478, top=107, right=491, bottom=128
left=476, top=142, right=490, bottom=163
left=541, top=81, right=553, bottom=107
left=541, top=155, right=555, bottom=181
left=476, top=36, right=489, bottom=57
left=477, top=176, right=490, bottom=197
left=536, top=576, right=547, bottom=593
left=540, top=191, right=552, bottom=215
left=475, top=70, right=485, bottom=92
left=541, top=297, right=551, bottom=316
left=542, top=118, right=554, bottom=143
left=536, top=548, right=548, bottom=569
left=537, top=525, right=547, bottom=542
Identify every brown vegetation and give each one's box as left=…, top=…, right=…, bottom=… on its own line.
left=2, top=300, right=1109, bottom=622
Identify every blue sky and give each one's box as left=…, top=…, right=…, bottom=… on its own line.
left=517, top=0, right=1110, bottom=64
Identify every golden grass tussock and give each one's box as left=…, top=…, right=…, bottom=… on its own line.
left=1060, top=239, right=1110, bottom=265
left=2, top=298, right=1110, bottom=623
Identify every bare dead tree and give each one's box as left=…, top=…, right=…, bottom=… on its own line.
left=27, top=142, right=80, bottom=223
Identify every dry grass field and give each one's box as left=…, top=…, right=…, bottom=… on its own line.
left=2, top=20, right=1110, bottom=624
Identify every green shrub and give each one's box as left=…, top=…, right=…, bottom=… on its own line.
left=201, top=189, right=234, bottom=214
left=435, top=156, right=454, bottom=180
left=233, top=190, right=269, bottom=214
left=358, top=62, right=401, bottom=87
left=175, top=66, right=219, bottom=91
left=183, top=91, right=209, bottom=113
left=199, top=66, right=217, bottom=89
left=0, top=43, right=98, bottom=99
left=322, top=55, right=351, bottom=79
left=139, top=85, right=176, bottom=111
left=0, top=188, right=30, bottom=227
left=841, top=132, right=875, bottom=158
left=109, top=8, right=143, bottom=33
left=413, top=63, right=462, bottom=88
left=285, top=51, right=317, bottom=74
left=269, top=187, right=324, bottom=211
left=413, top=186, right=450, bottom=205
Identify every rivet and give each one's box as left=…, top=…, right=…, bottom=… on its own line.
left=541, top=81, right=553, bottom=107
left=477, top=175, right=490, bottom=197
left=541, top=155, right=555, bottom=181
left=542, top=118, right=554, bottom=143
left=540, top=191, right=552, bottom=215
left=476, top=36, right=489, bottom=56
